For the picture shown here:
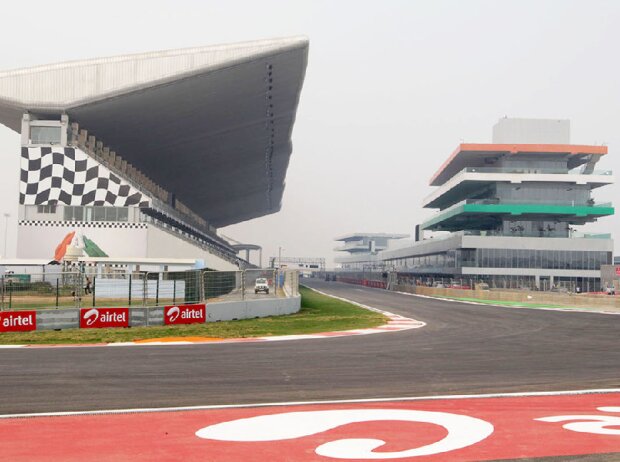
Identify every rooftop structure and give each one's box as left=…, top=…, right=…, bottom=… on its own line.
left=334, top=233, right=408, bottom=269
left=342, top=119, right=614, bottom=291
left=0, top=37, right=309, bottom=269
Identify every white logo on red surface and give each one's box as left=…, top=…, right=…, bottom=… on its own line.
left=80, top=307, right=129, bottom=329
left=164, top=304, right=206, bottom=325
left=168, top=306, right=181, bottom=323
left=83, top=308, right=100, bottom=326
left=536, top=406, right=620, bottom=435
left=0, top=311, right=36, bottom=332
left=196, top=409, right=494, bottom=459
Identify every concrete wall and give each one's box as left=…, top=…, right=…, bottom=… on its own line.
left=492, top=118, right=570, bottom=144
left=32, top=295, right=301, bottom=331
left=206, top=296, right=301, bottom=322
left=17, top=223, right=148, bottom=259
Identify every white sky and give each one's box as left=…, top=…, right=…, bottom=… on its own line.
left=1, top=0, right=619, bottom=266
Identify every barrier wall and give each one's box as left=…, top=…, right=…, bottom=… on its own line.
left=4, top=296, right=302, bottom=332
left=336, top=277, right=387, bottom=289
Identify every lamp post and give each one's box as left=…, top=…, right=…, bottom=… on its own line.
left=278, top=246, right=284, bottom=269
left=2, top=213, right=9, bottom=258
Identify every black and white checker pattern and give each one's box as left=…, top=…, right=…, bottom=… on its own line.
left=19, top=220, right=148, bottom=229
left=20, top=147, right=150, bottom=207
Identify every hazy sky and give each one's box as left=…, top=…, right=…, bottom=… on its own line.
left=1, top=0, right=619, bottom=266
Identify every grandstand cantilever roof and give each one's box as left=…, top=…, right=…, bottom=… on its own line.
left=0, top=36, right=309, bottom=227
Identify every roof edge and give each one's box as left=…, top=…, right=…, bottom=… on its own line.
left=429, top=143, right=609, bottom=186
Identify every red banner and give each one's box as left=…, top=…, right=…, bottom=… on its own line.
left=0, top=311, right=36, bottom=332
left=80, top=308, right=129, bottom=329
left=164, top=304, right=206, bottom=325
left=615, top=266, right=620, bottom=276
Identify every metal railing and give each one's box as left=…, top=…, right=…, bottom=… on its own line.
left=0, top=269, right=300, bottom=311
left=463, top=167, right=613, bottom=176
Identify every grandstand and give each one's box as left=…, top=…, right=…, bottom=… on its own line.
left=0, top=37, right=309, bottom=270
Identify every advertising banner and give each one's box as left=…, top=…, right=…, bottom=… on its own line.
left=80, top=307, right=129, bottom=329
left=0, top=311, right=36, bottom=332
left=164, top=304, right=206, bottom=325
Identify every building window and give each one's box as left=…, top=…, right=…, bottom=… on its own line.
left=64, top=206, right=84, bottom=221
left=30, top=126, right=61, bottom=145
left=37, top=204, right=56, bottom=214
left=63, top=205, right=130, bottom=223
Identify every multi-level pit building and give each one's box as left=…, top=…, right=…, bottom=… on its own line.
left=0, top=37, right=308, bottom=270
left=352, top=119, right=614, bottom=291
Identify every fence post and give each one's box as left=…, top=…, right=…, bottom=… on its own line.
left=241, top=270, right=245, bottom=301
left=199, top=270, right=205, bottom=303
left=155, top=276, right=160, bottom=306
left=75, top=272, right=82, bottom=309
left=92, top=277, right=96, bottom=307
left=9, top=280, right=12, bottom=309
left=55, top=279, right=59, bottom=308
left=1, top=276, right=4, bottom=311
left=142, top=274, right=148, bottom=307
left=173, top=278, right=176, bottom=305
left=128, top=274, right=132, bottom=306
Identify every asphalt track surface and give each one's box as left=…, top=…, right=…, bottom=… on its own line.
left=1, top=280, right=619, bottom=417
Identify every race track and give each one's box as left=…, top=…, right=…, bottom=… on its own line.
left=1, top=280, right=619, bottom=415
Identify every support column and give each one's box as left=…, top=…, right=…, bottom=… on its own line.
left=21, top=114, right=30, bottom=146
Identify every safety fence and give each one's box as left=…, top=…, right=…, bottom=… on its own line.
left=0, top=269, right=298, bottom=311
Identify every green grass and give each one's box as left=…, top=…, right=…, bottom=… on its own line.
left=0, top=287, right=388, bottom=345
left=437, top=295, right=567, bottom=309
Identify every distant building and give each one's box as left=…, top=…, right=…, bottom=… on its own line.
left=334, top=233, right=408, bottom=270
left=341, top=119, right=614, bottom=291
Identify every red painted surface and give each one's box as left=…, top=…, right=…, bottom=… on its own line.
left=0, top=311, right=36, bottom=332
left=53, top=231, right=75, bottom=262
left=1, top=393, right=620, bottom=461
left=164, top=304, right=206, bottom=325
left=79, top=307, right=129, bottom=329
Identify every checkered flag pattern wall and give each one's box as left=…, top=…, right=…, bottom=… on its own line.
left=20, top=147, right=150, bottom=207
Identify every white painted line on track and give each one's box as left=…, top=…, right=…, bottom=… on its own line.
left=2, top=388, right=620, bottom=419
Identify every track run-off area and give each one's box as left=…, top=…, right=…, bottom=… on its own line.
left=1, top=280, right=620, bottom=461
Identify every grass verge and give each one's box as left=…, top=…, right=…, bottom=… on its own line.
left=0, top=286, right=388, bottom=345
left=437, top=295, right=567, bottom=309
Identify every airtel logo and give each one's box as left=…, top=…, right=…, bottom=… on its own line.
left=2, top=314, right=34, bottom=327
left=167, top=306, right=204, bottom=322
left=83, top=308, right=100, bottom=326
left=165, top=304, right=205, bottom=325
left=168, top=306, right=181, bottom=323
left=82, top=308, right=127, bottom=326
